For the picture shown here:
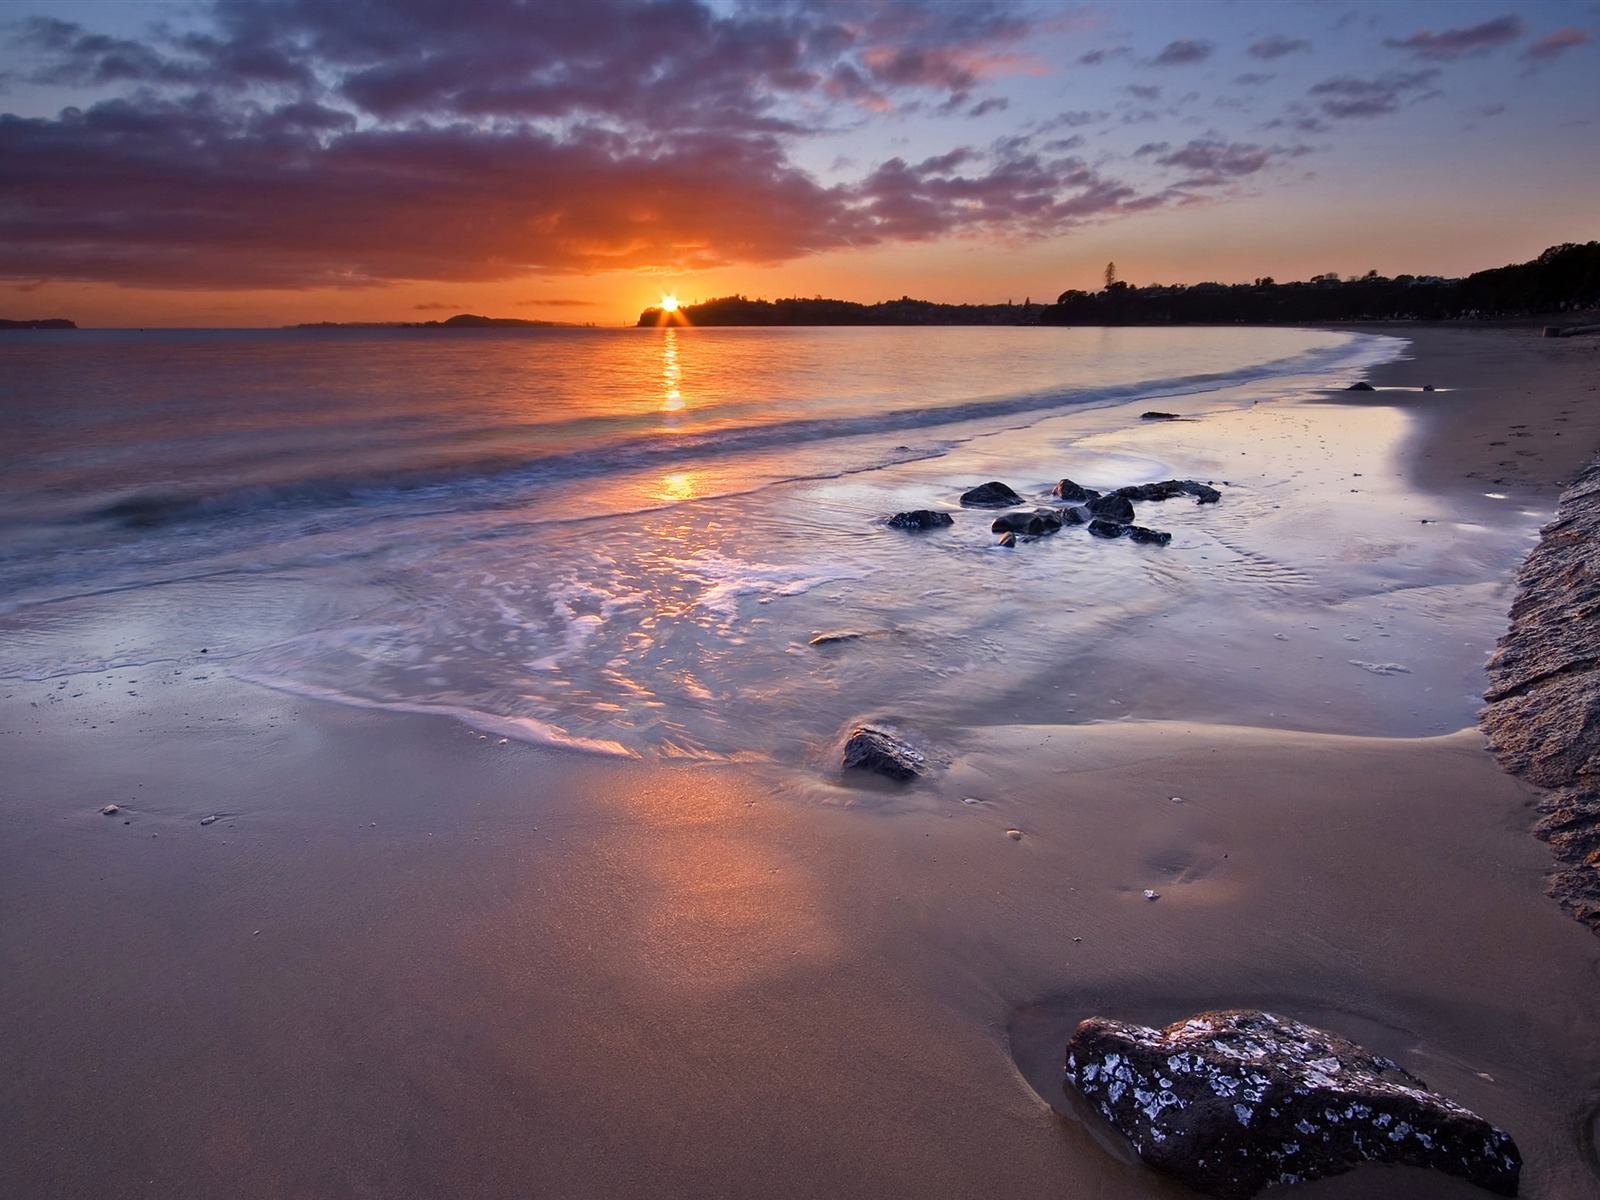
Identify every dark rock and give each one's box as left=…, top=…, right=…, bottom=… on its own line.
left=1051, top=478, right=1100, bottom=503
left=1114, top=480, right=1221, bottom=505
left=1065, top=1009, right=1521, bottom=1199
left=998, top=531, right=1016, bottom=548
left=1127, top=526, right=1172, bottom=546
left=1482, top=461, right=1600, bottom=932
left=885, top=509, right=953, bottom=530
left=960, top=481, right=1024, bottom=507
left=1060, top=506, right=1089, bottom=525
left=841, top=726, right=925, bottom=781
left=1423, top=384, right=1436, bottom=392
left=1345, top=381, right=1376, bottom=391
left=992, top=508, right=1064, bottom=536
left=1087, top=519, right=1126, bottom=539
left=1141, top=411, right=1181, bottom=420
left=1085, top=494, right=1136, bottom=523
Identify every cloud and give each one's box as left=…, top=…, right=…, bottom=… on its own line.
left=1039, top=109, right=1108, bottom=130
left=515, top=298, right=601, bottom=307
left=1126, top=84, right=1162, bottom=101
left=1524, top=28, right=1591, bottom=62
left=1150, top=39, right=1213, bottom=66
left=0, top=0, right=1110, bottom=289
left=1384, top=15, right=1525, bottom=61
left=1247, top=36, right=1310, bottom=60
left=412, top=302, right=459, bottom=310
left=1077, top=47, right=1130, bottom=66
left=843, top=146, right=1157, bottom=243
left=1308, top=70, right=1439, bottom=118
left=1152, top=138, right=1272, bottom=178
left=1234, top=73, right=1275, bottom=86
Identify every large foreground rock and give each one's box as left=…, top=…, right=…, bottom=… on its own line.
left=1065, top=1010, right=1520, bottom=1199
left=1482, top=460, right=1600, bottom=931
left=841, top=726, right=924, bottom=781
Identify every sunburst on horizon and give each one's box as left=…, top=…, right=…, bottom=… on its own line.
left=659, top=294, right=679, bottom=312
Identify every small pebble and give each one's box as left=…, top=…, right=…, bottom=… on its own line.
left=1143, top=889, right=1160, bottom=901
left=200, top=815, right=218, bottom=826
left=1273, top=632, right=1289, bottom=642
left=1170, top=795, right=1186, bottom=804
left=101, top=803, right=120, bottom=816
left=961, top=797, right=982, bottom=805
left=1006, top=829, right=1024, bottom=840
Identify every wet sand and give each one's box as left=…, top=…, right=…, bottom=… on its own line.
left=3, top=326, right=1599, bottom=1199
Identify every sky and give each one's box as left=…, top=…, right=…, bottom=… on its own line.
left=0, top=0, right=1595, bottom=327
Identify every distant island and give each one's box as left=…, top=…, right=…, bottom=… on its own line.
left=0, top=318, right=77, bottom=330
left=291, top=313, right=582, bottom=330
left=638, top=241, right=1600, bottom=328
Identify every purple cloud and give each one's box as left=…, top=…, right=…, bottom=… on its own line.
left=844, top=146, right=1156, bottom=242
left=0, top=0, right=1110, bottom=289
left=1308, top=70, right=1439, bottom=118
left=1154, top=138, right=1272, bottom=177
left=1126, top=84, right=1162, bottom=101
left=1151, top=39, right=1214, bottom=66
left=1384, top=15, right=1525, bottom=60
left=1525, top=28, right=1591, bottom=61
left=1247, top=36, right=1310, bottom=60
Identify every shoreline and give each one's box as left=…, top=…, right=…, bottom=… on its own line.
left=4, top=325, right=1600, bottom=1198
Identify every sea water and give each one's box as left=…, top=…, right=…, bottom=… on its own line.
left=0, top=324, right=1533, bottom=765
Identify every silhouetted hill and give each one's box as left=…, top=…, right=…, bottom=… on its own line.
left=0, top=318, right=77, bottom=330
left=637, top=296, right=1047, bottom=327
left=634, top=243, right=1598, bottom=329
left=292, top=313, right=575, bottom=329
left=1039, top=242, right=1600, bottom=326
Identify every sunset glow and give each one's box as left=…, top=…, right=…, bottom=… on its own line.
left=0, top=1, right=1594, bottom=326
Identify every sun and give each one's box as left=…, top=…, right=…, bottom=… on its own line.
left=659, top=294, right=679, bottom=312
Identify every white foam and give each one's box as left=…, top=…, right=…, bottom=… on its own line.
left=230, top=668, right=641, bottom=758
left=668, top=549, right=863, bottom=616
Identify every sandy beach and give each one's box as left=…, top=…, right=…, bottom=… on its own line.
left=4, top=325, right=1599, bottom=1199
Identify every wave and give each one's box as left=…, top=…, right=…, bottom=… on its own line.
left=76, top=336, right=1390, bottom=536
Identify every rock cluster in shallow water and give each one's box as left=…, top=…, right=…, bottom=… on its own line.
left=1064, top=1009, right=1521, bottom=1198
left=1481, top=459, right=1600, bottom=931
left=886, top=476, right=1223, bottom=548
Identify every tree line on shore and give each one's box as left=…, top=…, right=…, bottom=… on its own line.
left=637, top=241, right=1599, bottom=327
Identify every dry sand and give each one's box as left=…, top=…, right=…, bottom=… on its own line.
left=3, top=325, right=1598, bottom=1199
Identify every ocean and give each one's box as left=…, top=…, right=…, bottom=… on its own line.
left=0, top=324, right=1532, bottom=767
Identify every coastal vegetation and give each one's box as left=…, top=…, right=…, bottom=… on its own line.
left=636, top=241, right=1600, bottom=327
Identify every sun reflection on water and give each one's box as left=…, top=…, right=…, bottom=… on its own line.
left=661, top=327, right=685, bottom=412
left=656, top=471, right=699, bottom=503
